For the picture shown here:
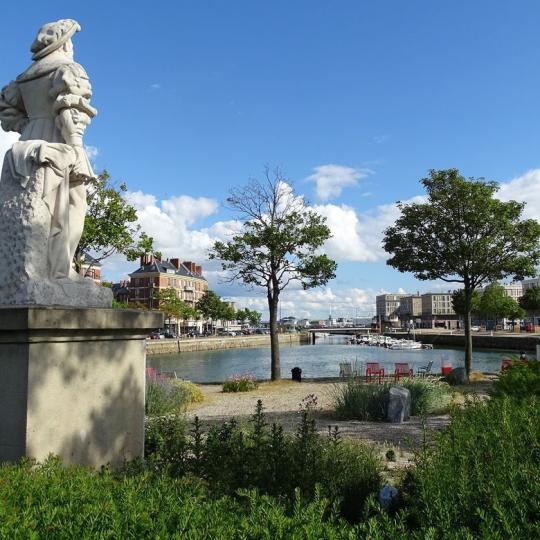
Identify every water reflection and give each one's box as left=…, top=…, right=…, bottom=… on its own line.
left=147, top=335, right=511, bottom=382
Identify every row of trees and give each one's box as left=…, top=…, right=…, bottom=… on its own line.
left=154, top=289, right=262, bottom=336
left=452, top=283, right=525, bottom=328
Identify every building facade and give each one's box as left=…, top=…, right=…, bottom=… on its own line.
left=478, top=282, right=523, bottom=301
left=421, top=293, right=459, bottom=329
left=128, top=255, right=208, bottom=309
left=375, top=294, right=408, bottom=322
left=522, top=278, right=540, bottom=292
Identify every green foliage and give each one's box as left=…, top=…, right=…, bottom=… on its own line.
left=0, top=458, right=358, bottom=538
left=519, top=284, right=540, bottom=316
left=173, top=379, right=204, bottom=403
left=111, top=298, right=130, bottom=309
left=236, top=307, right=262, bottom=326
left=399, top=397, right=540, bottom=538
left=145, top=378, right=193, bottom=416
left=452, top=288, right=480, bottom=315
left=222, top=373, right=259, bottom=392
left=477, top=282, right=525, bottom=322
left=333, top=379, right=452, bottom=420
left=75, top=171, right=158, bottom=272
left=383, top=169, right=540, bottom=375
left=196, top=290, right=234, bottom=327
left=144, top=400, right=382, bottom=523
left=154, top=287, right=196, bottom=331
left=492, top=361, right=540, bottom=398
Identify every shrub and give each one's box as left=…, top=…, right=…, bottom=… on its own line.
left=144, top=400, right=382, bottom=523
left=333, top=380, right=388, bottom=421
left=398, top=396, right=540, bottom=537
left=0, top=458, right=357, bottom=538
left=401, top=378, right=452, bottom=415
left=332, top=378, right=452, bottom=420
left=492, top=360, right=540, bottom=398
left=145, top=378, right=191, bottom=416
left=172, top=379, right=204, bottom=404
left=222, top=373, right=258, bottom=392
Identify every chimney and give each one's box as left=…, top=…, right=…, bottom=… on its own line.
left=170, top=258, right=180, bottom=269
left=183, top=261, right=196, bottom=273
left=195, top=265, right=202, bottom=276
left=140, top=254, right=154, bottom=266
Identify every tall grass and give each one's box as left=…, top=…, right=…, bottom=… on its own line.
left=333, top=378, right=452, bottom=420
left=145, top=378, right=203, bottom=416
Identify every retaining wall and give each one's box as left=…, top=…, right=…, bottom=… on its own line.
left=386, top=332, right=540, bottom=352
left=146, top=332, right=309, bottom=355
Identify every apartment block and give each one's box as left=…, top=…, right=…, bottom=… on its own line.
left=421, top=292, right=459, bottom=329
left=128, top=255, right=208, bottom=309
left=375, top=294, right=408, bottom=321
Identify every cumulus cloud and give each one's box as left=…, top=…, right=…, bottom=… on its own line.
left=498, top=168, right=540, bottom=221
left=307, top=164, right=372, bottom=201
left=314, top=196, right=424, bottom=263
left=226, top=286, right=377, bottom=320
left=0, top=130, right=19, bottom=165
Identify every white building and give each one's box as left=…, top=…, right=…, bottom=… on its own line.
left=522, top=278, right=540, bottom=292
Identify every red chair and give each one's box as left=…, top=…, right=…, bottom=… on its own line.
left=366, top=362, right=385, bottom=383
left=394, top=363, right=413, bottom=382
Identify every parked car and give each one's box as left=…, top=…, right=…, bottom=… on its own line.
left=150, top=331, right=165, bottom=340
left=470, top=325, right=480, bottom=332
left=163, top=331, right=176, bottom=339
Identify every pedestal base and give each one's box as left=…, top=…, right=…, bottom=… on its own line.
left=0, top=307, right=163, bottom=467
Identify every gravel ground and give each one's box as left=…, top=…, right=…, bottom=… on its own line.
left=186, top=380, right=451, bottom=449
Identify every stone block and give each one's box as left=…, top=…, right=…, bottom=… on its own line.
left=387, top=386, right=411, bottom=423
left=0, top=306, right=163, bottom=467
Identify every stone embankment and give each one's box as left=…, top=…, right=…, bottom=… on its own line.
left=146, top=332, right=310, bottom=355
left=387, top=331, right=540, bottom=352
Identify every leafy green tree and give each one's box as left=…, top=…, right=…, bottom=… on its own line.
left=236, top=308, right=262, bottom=327
left=196, top=290, right=230, bottom=334
left=519, top=285, right=540, bottom=325
left=477, top=282, right=524, bottom=328
left=155, top=288, right=196, bottom=335
left=75, top=171, right=159, bottom=275
left=210, top=168, right=337, bottom=380
left=452, top=289, right=481, bottom=316
left=383, top=169, right=540, bottom=378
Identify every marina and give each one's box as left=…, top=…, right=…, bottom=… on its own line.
left=147, top=334, right=513, bottom=382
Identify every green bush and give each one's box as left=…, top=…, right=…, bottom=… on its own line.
left=144, top=400, right=382, bottom=523
left=145, top=378, right=192, bottom=416
left=222, top=373, right=258, bottom=392
left=492, top=360, right=540, bottom=398
left=172, top=379, right=204, bottom=404
left=332, top=378, right=452, bottom=420
left=401, top=378, right=453, bottom=415
left=397, top=396, right=540, bottom=538
left=0, top=458, right=357, bottom=538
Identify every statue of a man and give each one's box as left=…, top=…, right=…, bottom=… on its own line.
left=0, top=20, right=111, bottom=306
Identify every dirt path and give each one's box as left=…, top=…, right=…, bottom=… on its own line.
left=187, top=380, right=451, bottom=449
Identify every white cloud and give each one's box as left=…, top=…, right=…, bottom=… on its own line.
left=226, top=286, right=377, bottom=320
left=307, top=164, right=372, bottom=201
left=373, top=135, right=389, bottom=144
left=498, top=168, right=540, bottom=221
left=84, top=145, right=99, bottom=161
left=314, top=196, right=424, bottom=263
left=0, top=130, right=19, bottom=165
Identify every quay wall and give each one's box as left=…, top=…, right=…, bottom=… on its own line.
left=146, top=332, right=309, bottom=355
left=385, top=332, right=540, bottom=352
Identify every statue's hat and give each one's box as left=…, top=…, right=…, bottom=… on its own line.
left=31, top=19, right=81, bottom=61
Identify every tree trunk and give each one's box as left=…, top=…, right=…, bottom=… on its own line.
left=463, top=285, right=473, bottom=381
left=268, top=292, right=281, bottom=381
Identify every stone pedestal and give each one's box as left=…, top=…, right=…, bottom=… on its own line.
left=0, top=306, right=163, bottom=467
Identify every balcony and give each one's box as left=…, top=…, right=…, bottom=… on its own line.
left=184, top=286, right=194, bottom=292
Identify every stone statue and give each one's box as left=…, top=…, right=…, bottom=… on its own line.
left=0, top=19, right=111, bottom=306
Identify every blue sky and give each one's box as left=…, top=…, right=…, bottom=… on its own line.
left=1, top=1, right=540, bottom=318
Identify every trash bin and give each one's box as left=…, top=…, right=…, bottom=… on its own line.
left=291, top=367, right=302, bottom=382
left=441, top=359, right=453, bottom=377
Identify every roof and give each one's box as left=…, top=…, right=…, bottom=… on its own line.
left=129, top=260, right=207, bottom=281
left=81, top=252, right=102, bottom=267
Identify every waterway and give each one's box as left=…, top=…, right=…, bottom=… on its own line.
left=147, top=335, right=515, bottom=382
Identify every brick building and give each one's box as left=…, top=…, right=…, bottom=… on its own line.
left=128, top=255, right=208, bottom=309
